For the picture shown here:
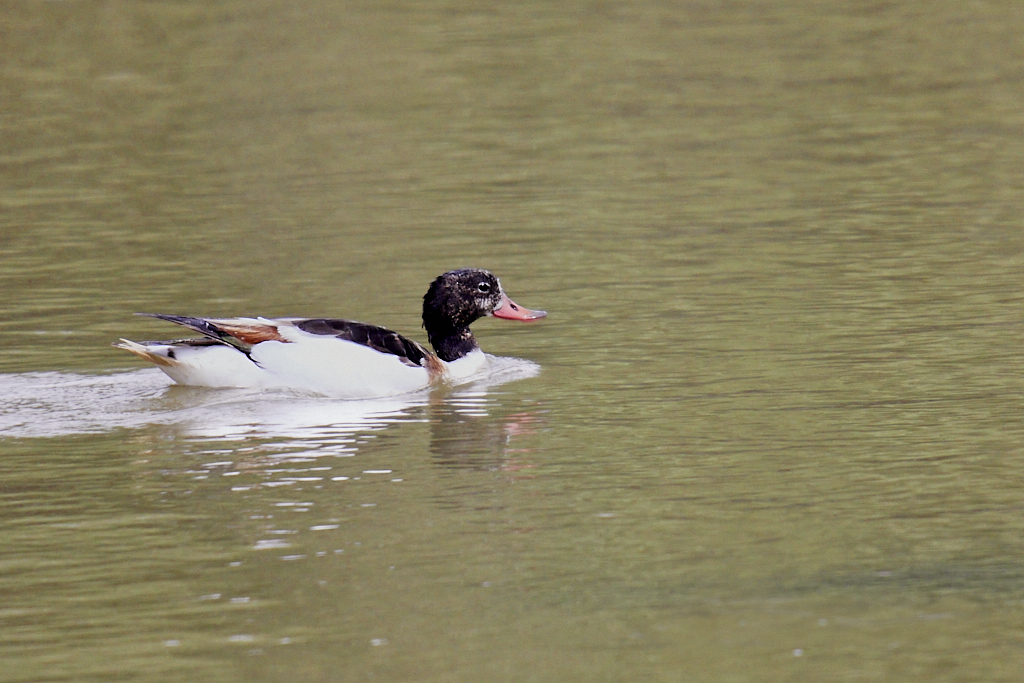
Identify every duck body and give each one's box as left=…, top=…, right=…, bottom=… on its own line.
left=115, top=269, right=545, bottom=398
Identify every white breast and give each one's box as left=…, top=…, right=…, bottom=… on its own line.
left=445, top=349, right=489, bottom=383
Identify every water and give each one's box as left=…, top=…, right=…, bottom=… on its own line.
left=2, top=1, right=1023, bottom=681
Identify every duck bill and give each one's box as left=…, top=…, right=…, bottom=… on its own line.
left=492, top=293, right=547, bottom=321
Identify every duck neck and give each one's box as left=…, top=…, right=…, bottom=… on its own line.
left=426, top=324, right=479, bottom=362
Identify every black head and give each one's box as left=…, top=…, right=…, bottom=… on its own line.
left=422, top=269, right=504, bottom=334
left=422, top=269, right=546, bottom=362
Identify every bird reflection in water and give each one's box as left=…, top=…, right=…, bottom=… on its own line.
left=427, top=393, right=546, bottom=476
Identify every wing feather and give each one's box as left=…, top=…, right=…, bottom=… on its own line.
left=137, top=314, right=287, bottom=354
left=295, top=318, right=432, bottom=369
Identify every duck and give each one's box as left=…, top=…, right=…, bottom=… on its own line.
left=115, top=269, right=546, bottom=398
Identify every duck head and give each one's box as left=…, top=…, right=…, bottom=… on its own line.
left=422, top=269, right=546, bottom=361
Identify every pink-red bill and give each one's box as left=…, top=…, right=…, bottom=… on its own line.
left=492, top=293, right=547, bottom=321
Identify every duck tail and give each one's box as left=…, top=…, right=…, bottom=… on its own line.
left=113, top=339, right=178, bottom=367
left=135, top=314, right=254, bottom=354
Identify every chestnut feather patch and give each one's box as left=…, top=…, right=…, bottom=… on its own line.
left=421, top=353, right=447, bottom=383
left=213, top=322, right=289, bottom=345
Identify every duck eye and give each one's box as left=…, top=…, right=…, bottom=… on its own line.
left=477, top=282, right=491, bottom=294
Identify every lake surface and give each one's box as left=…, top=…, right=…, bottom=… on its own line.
left=2, top=1, right=1023, bottom=681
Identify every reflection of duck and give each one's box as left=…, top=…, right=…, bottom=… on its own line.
left=429, top=397, right=545, bottom=473
left=115, top=269, right=546, bottom=398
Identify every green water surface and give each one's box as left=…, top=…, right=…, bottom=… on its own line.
left=1, top=1, right=1022, bottom=681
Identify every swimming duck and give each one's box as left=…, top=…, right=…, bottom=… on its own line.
left=115, top=269, right=546, bottom=397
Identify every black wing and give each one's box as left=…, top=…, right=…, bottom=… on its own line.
left=295, top=318, right=431, bottom=368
